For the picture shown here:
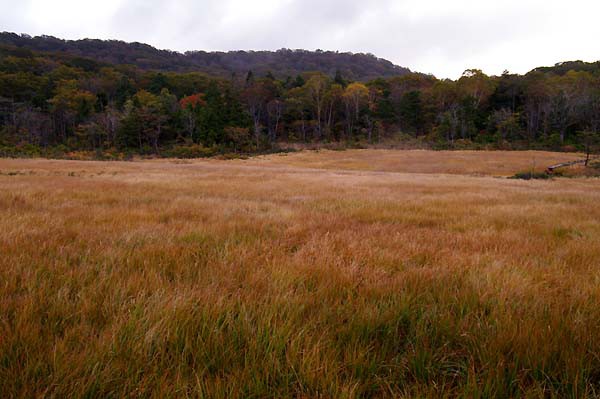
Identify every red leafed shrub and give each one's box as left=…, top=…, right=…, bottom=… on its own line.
left=179, top=93, right=206, bottom=110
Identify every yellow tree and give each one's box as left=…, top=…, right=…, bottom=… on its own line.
left=48, top=80, right=96, bottom=140
left=343, top=82, right=369, bottom=138
left=304, top=73, right=330, bottom=140
left=324, top=83, right=344, bottom=140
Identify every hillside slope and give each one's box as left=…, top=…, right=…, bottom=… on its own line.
left=0, top=32, right=411, bottom=81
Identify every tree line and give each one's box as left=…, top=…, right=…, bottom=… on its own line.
left=1, top=43, right=600, bottom=157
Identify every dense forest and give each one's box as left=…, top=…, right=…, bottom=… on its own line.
left=1, top=33, right=600, bottom=158
left=0, top=33, right=410, bottom=81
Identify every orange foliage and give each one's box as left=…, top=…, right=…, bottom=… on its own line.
left=179, top=93, right=206, bottom=109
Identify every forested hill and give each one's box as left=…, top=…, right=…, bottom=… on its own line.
left=533, top=60, right=600, bottom=76
left=3, top=31, right=600, bottom=160
left=0, top=32, right=411, bottom=81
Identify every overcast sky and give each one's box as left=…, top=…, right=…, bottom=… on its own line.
left=1, top=0, right=599, bottom=79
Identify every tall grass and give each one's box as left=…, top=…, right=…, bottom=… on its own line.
left=1, top=152, right=600, bottom=397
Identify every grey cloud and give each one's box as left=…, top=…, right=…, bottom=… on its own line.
left=0, top=0, right=598, bottom=78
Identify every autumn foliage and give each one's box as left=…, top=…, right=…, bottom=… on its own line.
left=179, top=93, right=206, bottom=110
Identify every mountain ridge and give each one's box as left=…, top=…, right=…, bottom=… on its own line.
left=0, top=32, right=411, bottom=81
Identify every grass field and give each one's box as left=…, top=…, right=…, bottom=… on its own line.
left=253, top=149, right=584, bottom=176
left=1, top=150, right=600, bottom=398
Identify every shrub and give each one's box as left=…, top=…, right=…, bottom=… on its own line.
left=510, top=171, right=551, bottom=180
left=561, top=145, right=578, bottom=152
left=164, top=144, right=216, bottom=158
left=219, top=152, right=248, bottom=160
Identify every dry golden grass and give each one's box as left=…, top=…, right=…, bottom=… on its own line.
left=254, top=149, right=584, bottom=176
left=1, top=150, right=600, bottom=398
